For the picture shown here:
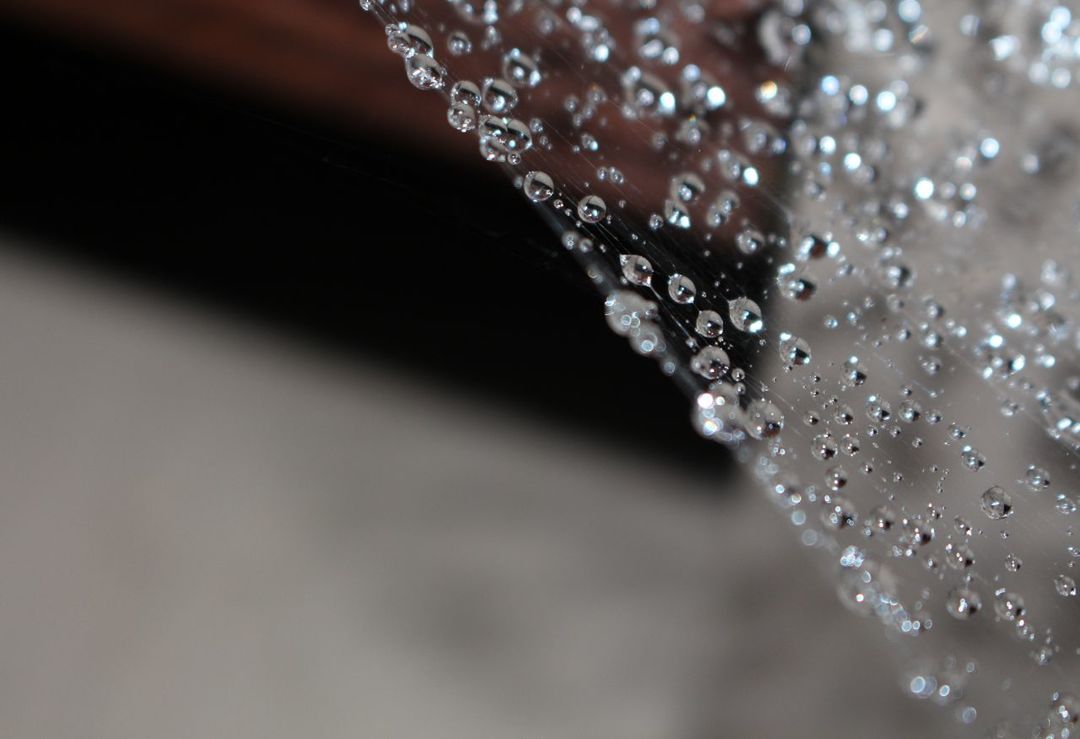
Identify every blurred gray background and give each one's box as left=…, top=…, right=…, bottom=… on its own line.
left=0, top=243, right=941, bottom=738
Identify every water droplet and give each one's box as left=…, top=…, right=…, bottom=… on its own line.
left=1054, top=574, right=1077, bottom=597
left=387, top=23, right=434, bottom=58
left=577, top=195, right=607, bottom=223
left=797, top=233, right=834, bottom=260
left=1049, top=693, right=1080, bottom=728
left=812, top=433, right=838, bottom=461
left=961, top=446, right=986, bottom=471
left=501, top=48, right=541, bottom=88
left=735, top=227, right=765, bottom=255
left=692, top=381, right=746, bottom=445
left=691, top=346, right=730, bottom=380
left=1005, top=553, right=1023, bottom=572
left=867, top=505, right=897, bottom=533
left=450, top=80, right=481, bottom=108
left=866, top=395, right=892, bottom=422
left=1026, top=465, right=1052, bottom=491
left=728, top=297, right=764, bottom=333
left=745, top=399, right=784, bottom=439
left=993, top=589, right=1025, bottom=621
left=667, top=274, right=696, bottom=304
left=945, top=543, right=975, bottom=569
left=822, top=494, right=857, bottom=528
left=946, top=587, right=982, bottom=619
left=447, top=102, right=477, bottom=132
left=779, top=333, right=811, bottom=366
left=405, top=54, right=446, bottom=90
left=523, top=171, right=555, bottom=202
left=843, top=356, right=868, bottom=385
left=482, top=77, right=518, bottom=113
left=825, top=466, right=849, bottom=491
left=777, top=265, right=816, bottom=301
left=663, top=199, right=691, bottom=229
left=619, top=254, right=653, bottom=286
left=447, top=30, right=472, bottom=55
left=670, top=172, right=705, bottom=204
left=899, top=400, right=922, bottom=422
left=694, top=310, right=723, bottom=339
left=706, top=190, right=739, bottom=227
left=981, top=486, right=1014, bottom=520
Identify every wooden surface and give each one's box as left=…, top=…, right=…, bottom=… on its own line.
left=0, top=0, right=457, bottom=151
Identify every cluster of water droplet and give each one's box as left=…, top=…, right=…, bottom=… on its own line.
left=363, top=0, right=1080, bottom=732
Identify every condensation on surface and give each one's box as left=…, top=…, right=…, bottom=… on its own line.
left=362, top=0, right=1080, bottom=734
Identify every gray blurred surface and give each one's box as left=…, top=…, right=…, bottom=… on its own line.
left=0, top=244, right=936, bottom=738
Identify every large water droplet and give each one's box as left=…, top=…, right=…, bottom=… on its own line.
left=619, top=254, right=653, bottom=286
left=523, top=171, right=554, bottom=202
left=981, top=485, right=1014, bottom=520
left=691, top=346, right=730, bottom=380
left=405, top=54, right=446, bottom=90
left=667, top=274, right=697, bottom=304
left=577, top=195, right=607, bottom=224
left=728, top=297, right=764, bottom=333
left=694, top=310, right=723, bottom=339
